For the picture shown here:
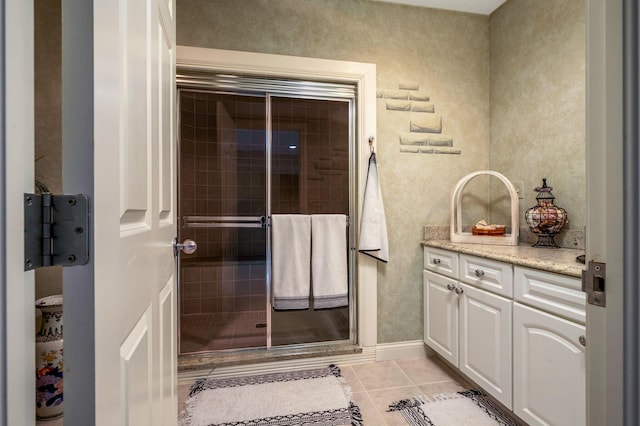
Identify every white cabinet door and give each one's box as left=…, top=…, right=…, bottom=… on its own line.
left=513, top=303, right=586, bottom=426
left=423, top=270, right=458, bottom=366
left=459, top=283, right=513, bottom=408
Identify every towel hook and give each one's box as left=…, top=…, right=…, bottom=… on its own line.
left=369, top=136, right=375, bottom=154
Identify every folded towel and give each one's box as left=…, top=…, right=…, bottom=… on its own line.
left=311, top=214, right=349, bottom=309
left=271, top=214, right=311, bottom=310
left=359, top=153, right=389, bottom=262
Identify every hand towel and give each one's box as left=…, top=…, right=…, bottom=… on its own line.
left=271, top=214, right=311, bottom=310
left=359, top=153, right=389, bottom=262
left=311, top=214, right=349, bottom=309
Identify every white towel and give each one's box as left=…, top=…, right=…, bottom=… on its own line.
left=311, top=214, right=349, bottom=309
left=271, top=214, right=311, bottom=310
left=359, top=153, right=389, bottom=262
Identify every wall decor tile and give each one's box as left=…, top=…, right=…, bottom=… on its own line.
left=400, top=147, right=420, bottom=154
left=410, top=114, right=442, bottom=133
left=409, top=92, right=430, bottom=102
left=434, top=148, right=462, bottom=155
left=428, top=134, right=454, bottom=147
left=399, top=82, right=419, bottom=90
left=411, top=101, right=435, bottom=113
left=400, top=134, right=428, bottom=146
left=384, top=89, right=409, bottom=99
left=386, top=100, right=411, bottom=111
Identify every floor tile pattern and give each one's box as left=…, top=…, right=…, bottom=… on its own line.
left=178, top=356, right=474, bottom=425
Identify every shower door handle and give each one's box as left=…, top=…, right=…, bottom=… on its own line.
left=173, top=238, right=198, bottom=256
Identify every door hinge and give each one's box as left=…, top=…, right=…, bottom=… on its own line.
left=582, top=260, right=606, bottom=307
left=24, top=193, right=90, bottom=271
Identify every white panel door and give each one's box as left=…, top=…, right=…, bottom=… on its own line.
left=93, top=0, right=177, bottom=424
left=2, top=0, right=35, bottom=423
left=513, top=302, right=586, bottom=426
left=459, top=283, right=512, bottom=408
left=423, top=270, right=458, bottom=366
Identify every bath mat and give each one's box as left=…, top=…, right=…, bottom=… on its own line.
left=181, top=364, right=362, bottom=426
left=388, top=390, right=521, bottom=426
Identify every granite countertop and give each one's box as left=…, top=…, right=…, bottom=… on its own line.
left=422, top=240, right=585, bottom=278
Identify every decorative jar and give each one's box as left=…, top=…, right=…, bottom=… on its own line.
left=525, top=178, right=568, bottom=248
left=35, top=295, right=64, bottom=420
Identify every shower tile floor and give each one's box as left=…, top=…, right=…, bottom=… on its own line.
left=180, top=308, right=350, bottom=353
left=180, top=311, right=267, bottom=353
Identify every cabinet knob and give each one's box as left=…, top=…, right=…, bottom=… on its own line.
left=579, top=335, right=586, bottom=347
left=433, top=258, right=441, bottom=265
left=455, top=287, right=464, bottom=294
left=474, top=269, right=485, bottom=277
left=447, top=283, right=455, bottom=291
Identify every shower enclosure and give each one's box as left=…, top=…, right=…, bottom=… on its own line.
left=177, top=72, right=356, bottom=355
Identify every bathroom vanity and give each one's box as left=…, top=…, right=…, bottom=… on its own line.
left=422, top=240, right=586, bottom=426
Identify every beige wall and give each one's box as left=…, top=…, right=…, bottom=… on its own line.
left=176, top=0, right=586, bottom=343
left=490, top=0, right=586, bottom=248
left=34, top=0, right=63, bottom=299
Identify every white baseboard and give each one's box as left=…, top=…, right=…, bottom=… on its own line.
left=375, top=340, right=431, bottom=361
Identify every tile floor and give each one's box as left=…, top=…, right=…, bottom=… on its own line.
left=178, top=355, right=475, bottom=425
left=40, top=356, right=476, bottom=425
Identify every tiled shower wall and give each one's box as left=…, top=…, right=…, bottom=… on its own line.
left=180, top=261, right=266, bottom=315
left=179, top=91, right=267, bottom=261
left=271, top=97, right=350, bottom=215
left=179, top=91, right=267, bottom=316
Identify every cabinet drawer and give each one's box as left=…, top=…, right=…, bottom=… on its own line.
left=514, top=266, right=586, bottom=324
left=424, top=246, right=459, bottom=279
left=459, top=254, right=513, bottom=298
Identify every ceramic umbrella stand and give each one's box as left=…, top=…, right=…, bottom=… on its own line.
left=35, top=295, right=64, bottom=421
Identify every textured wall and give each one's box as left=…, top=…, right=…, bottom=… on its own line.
left=489, top=0, right=586, bottom=249
left=34, top=0, right=63, bottom=299
left=177, top=0, right=491, bottom=343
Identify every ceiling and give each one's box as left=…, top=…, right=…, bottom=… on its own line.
left=372, top=0, right=507, bottom=15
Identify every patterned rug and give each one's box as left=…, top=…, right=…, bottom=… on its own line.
left=181, top=364, right=363, bottom=426
left=388, top=390, right=521, bottom=426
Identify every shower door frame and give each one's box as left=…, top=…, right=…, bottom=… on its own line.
left=176, top=46, right=379, bottom=352
left=265, top=92, right=356, bottom=349
left=176, top=81, right=358, bottom=353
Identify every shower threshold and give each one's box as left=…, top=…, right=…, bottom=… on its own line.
left=178, top=342, right=362, bottom=372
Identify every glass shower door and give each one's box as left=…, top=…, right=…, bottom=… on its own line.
left=177, top=84, right=356, bottom=355
left=178, top=90, right=268, bottom=354
left=269, top=96, right=352, bottom=346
